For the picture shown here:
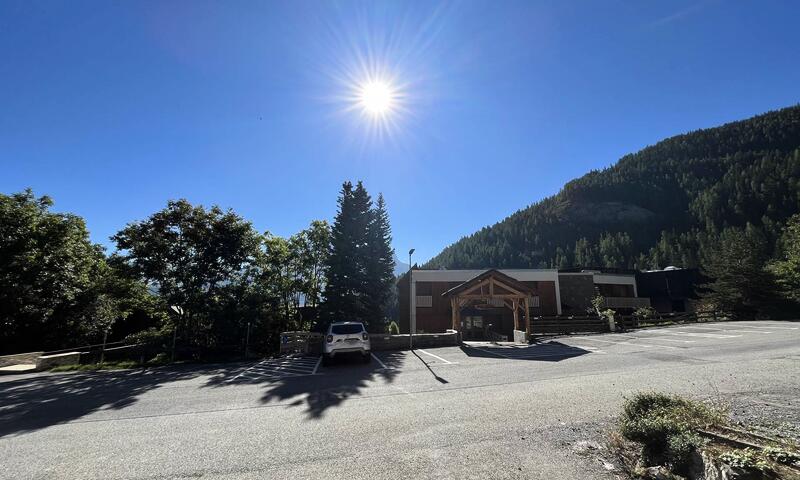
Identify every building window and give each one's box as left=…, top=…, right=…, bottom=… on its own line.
left=531, top=296, right=540, bottom=308
left=416, top=295, right=432, bottom=307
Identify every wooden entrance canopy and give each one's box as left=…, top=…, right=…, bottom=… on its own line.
left=441, top=269, right=534, bottom=337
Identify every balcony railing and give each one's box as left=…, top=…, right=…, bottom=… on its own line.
left=602, top=296, right=651, bottom=309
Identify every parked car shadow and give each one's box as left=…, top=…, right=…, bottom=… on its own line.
left=0, top=365, right=211, bottom=438
left=204, top=352, right=404, bottom=420
left=459, top=341, right=592, bottom=362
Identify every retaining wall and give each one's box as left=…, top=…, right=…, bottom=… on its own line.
left=369, top=330, right=460, bottom=351
left=36, top=352, right=81, bottom=370
left=0, top=351, right=43, bottom=367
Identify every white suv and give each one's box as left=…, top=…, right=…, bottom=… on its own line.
left=322, top=322, right=371, bottom=365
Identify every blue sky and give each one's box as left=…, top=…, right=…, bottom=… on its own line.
left=2, top=1, right=799, bottom=263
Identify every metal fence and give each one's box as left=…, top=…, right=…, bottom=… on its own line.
left=532, top=310, right=727, bottom=335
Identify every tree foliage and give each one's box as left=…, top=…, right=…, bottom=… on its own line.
left=0, top=190, right=155, bottom=353
left=700, top=226, right=778, bottom=318
left=112, top=199, right=263, bottom=348
left=323, top=181, right=395, bottom=331
left=769, top=214, right=800, bottom=304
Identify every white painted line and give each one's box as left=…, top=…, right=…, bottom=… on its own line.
left=512, top=351, right=601, bottom=359
left=724, top=330, right=773, bottom=334
left=656, top=331, right=740, bottom=339
left=577, top=337, right=680, bottom=349
left=634, top=336, right=696, bottom=343
left=311, top=356, right=322, bottom=375
left=737, top=324, right=798, bottom=330
left=569, top=346, right=607, bottom=354
left=468, top=345, right=512, bottom=358
left=228, top=359, right=268, bottom=382
left=371, top=353, right=388, bottom=369
left=684, top=326, right=772, bottom=334
left=417, top=349, right=453, bottom=364
left=257, top=366, right=314, bottom=375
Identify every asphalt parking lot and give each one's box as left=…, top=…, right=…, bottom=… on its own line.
left=220, top=320, right=800, bottom=385
left=1, top=320, right=799, bottom=480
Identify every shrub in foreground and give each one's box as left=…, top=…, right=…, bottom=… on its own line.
left=619, top=392, right=724, bottom=472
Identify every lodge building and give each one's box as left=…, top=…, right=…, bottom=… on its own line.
left=397, top=268, right=657, bottom=341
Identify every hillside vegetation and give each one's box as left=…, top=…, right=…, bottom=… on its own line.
left=425, top=105, right=800, bottom=271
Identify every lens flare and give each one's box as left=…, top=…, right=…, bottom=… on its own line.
left=358, top=80, right=396, bottom=115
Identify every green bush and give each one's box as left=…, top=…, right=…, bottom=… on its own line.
left=387, top=321, right=400, bottom=335
left=124, top=326, right=171, bottom=346
left=718, top=448, right=769, bottom=472
left=634, top=306, right=657, bottom=320
left=762, top=446, right=800, bottom=465
left=620, top=392, right=722, bottom=466
left=666, top=431, right=705, bottom=474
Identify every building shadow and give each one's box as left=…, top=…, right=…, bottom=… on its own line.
left=0, top=365, right=211, bottom=438
left=459, top=341, right=592, bottom=362
left=204, top=352, right=405, bottom=420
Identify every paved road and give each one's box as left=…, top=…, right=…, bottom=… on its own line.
left=1, top=321, right=799, bottom=479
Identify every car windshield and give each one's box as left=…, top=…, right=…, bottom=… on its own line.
left=331, top=324, right=363, bottom=335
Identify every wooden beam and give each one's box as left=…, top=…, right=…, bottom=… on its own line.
left=491, top=279, right=525, bottom=296
left=512, top=299, right=519, bottom=331
left=449, top=297, right=454, bottom=330
left=457, top=294, right=529, bottom=300
left=461, top=278, right=492, bottom=297
left=524, top=296, right=531, bottom=337
left=455, top=297, right=461, bottom=331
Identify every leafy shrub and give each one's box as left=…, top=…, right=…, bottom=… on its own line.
left=387, top=321, right=400, bottom=335
left=124, top=326, right=171, bottom=346
left=147, top=352, right=171, bottom=365
left=634, top=306, right=657, bottom=320
left=620, top=392, right=723, bottom=466
left=718, top=448, right=769, bottom=472
left=666, top=431, right=705, bottom=474
left=762, top=446, right=800, bottom=465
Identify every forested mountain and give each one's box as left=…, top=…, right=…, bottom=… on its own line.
left=425, top=105, right=800, bottom=271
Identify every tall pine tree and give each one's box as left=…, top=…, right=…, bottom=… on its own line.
left=701, top=226, right=777, bottom=318
left=322, top=181, right=395, bottom=331
left=364, top=193, right=396, bottom=331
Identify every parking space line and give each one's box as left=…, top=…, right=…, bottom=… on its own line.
left=256, top=366, right=314, bottom=375
left=417, top=349, right=453, bottom=364
left=685, top=326, right=773, bottom=334
left=633, top=335, right=696, bottom=343
left=466, top=345, right=512, bottom=358
left=577, top=337, right=680, bottom=349
left=737, top=324, right=798, bottom=330
left=371, top=353, right=388, bottom=369
left=311, top=356, right=322, bottom=375
left=650, top=330, right=740, bottom=339
left=228, top=359, right=268, bottom=382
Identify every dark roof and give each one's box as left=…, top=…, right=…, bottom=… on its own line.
left=558, top=266, right=639, bottom=275
left=441, top=269, right=535, bottom=297
left=636, top=268, right=704, bottom=299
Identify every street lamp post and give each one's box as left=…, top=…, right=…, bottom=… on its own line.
left=408, top=248, right=415, bottom=350
left=170, top=305, right=184, bottom=362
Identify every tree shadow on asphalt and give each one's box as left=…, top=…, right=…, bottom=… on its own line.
left=460, top=341, right=592, bottom=362
left=0, top=365, right=220, bottom=438
left=204, top=352, right=405, bottom=420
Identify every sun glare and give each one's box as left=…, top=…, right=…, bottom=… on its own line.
left=358, top=80, right=396, bottom=116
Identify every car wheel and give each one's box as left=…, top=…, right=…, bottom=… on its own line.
left=363, top=352, right=371, bottom=363
left=321, top=354, right=331, bottom=366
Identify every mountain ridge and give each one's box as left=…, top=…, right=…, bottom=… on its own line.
left=424, top=105, right=800, bottom=271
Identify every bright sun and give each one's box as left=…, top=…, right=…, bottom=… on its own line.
left=358, top=80, right=395, bottom=115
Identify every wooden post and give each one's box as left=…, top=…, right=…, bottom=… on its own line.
left=455, top=298, right=461, bottom=331
left=524, top=296, right=531, bottom=337
left=451, top=297, right=458, bottom=331
left=512, top=299, right=519, bottom=331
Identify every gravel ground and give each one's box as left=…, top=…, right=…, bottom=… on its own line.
left=728, top=388, right=800, bottom=443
